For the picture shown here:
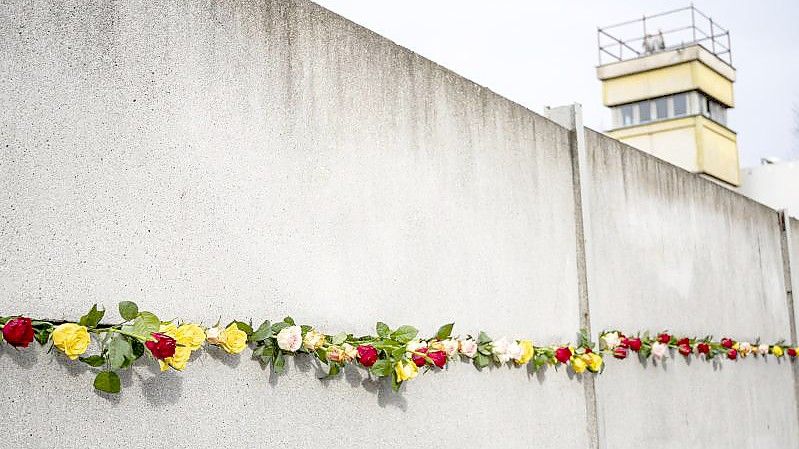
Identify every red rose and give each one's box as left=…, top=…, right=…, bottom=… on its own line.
left=619, top=337, right=630, bottom=348
left=727, top=348, right=738, bottom=360
left=720, top=338, right=734, bottom=349
left=613, top=346, right=628, bottom=359
left=627, top=338, right=642, bottom=352
left=677, top=338, right=690, bottom=346
left=584, top=347, right=592, bottom=354
left=678, top=344, right=692, bottom=356
left=788, top=348, right=798, bottom=358
left=554, top=347, right=572, bottom=364
left=356, top=345, right=378, bottom=367
left=411, top=347, right=428, bottom=367
left=658, top=333, right=671, bottom=344
left=697, top=342, right=710, bottom=354
left=428, top=351, right=447, bottom=368
left=145, top=333, right=176, bottom=359
left=2, top=317, right=35, bottom=348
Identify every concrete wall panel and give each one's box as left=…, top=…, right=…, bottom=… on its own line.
left=585, top=129, right=798, bottom=448
left=0, top=1, right=588, bottom=447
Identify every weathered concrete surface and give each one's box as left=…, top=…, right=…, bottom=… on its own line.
left=791, top=217, right=799, bottom=342
left=585, top=130, right=799, bottom=448
left=0, top=0, right=588, bottom=447
left=1, top=344, right=589, bottom=448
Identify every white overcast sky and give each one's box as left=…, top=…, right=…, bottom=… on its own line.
left=315, top=1, right=799, bottom=167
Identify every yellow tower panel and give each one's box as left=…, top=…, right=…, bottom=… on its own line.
left=602, top=60, right=734, bottom=107
left=696, top=117, right=739, bottom=185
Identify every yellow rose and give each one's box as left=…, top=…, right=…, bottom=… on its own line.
left=772, top=345, right=784, bottom=357
left=395, top=360, right=419, bottom=382
left=515, top=340, right=535, bottom=365
left=160, top=346, right=192, bottom=371
left=175, top=323, right=206, bottom=351
left=159, top=322, right=178, bottom=338
left=571, top=355, right=587, bottom=374
left=302, top=330, right=326, bottom=351
left=52, top=323, right=91, bottom=360
left=584, top=353, right=603, bottom=373
left=220, top=323, right=248, bottom=354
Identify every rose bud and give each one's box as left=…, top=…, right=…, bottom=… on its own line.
left=720, top=338, right=734, bottom=349
left=676, top=338, right=690, bottom=346
left=584, top=347, right=592, bottom=354
left=428, top=350, right=447, bottom=368
left=678, top=343, right=692, bottom=356
left=356, top=345, right=378, bottom=368
left=619, top=337, right=630, bottom=348
left=613, top=346, right=628, bottom=359
left=627, top=338, right=642, bottom=352
left=554, top=347, right=572, bottom=364
left=788, top=348, right=798, bottom=358
left=697, top=342, right=710, bottom=354
left=411, top=347, right=428, bottom=367
left=727, top=348, right=738, bottom=360
left=145, top=333, right=177, bottom=360
left=657, top=333, right=671, bottom=344
left=2, top=317, right=35, bottom=348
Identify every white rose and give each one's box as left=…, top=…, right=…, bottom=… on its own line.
left=507, top=340, right=523, bottom=362
left=459, top=338, right=478, bottom=358
left=492, top=337, right=511, bottom=363
left=441, top=339, right=459, bottom=356
left=738, top=342, right=752, bottom=357
left=601, top=332, right=622, bottom=350
left=758, top=344, right=770, bottom=355
left=205, top=326, right=224, bottom=345
left=276, top=325, right=303, bottom=352
left=651, top=342, right=668, bottom=359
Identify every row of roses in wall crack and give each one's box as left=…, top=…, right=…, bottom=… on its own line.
left=1, top=302, right=796, bottom=394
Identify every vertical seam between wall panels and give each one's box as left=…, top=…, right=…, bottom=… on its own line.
left=778, top=211, right=799, bottom=436
left=567, top=107, right=600, bottom=449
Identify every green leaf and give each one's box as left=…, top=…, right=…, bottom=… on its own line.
left=93, top=371, right=121, bottom=394
left=391, top=325, right=418, bottom=344
left=229, top=321, right=253, bottom=336
left=391, top=347, right=406, bottom=359
left=32, top=322, right=54, bottom=345
left=369, top=359, right=393, bottom=377
left=331, top=332, right=347, bottom=346
left=435, top=323, right=454, bottom=341
left=118, top=301, right=139, bottom=321
left=125, top=311, right=160, bottom=341
left=474, top=353, right=490, bottom=369
left=249, top=320, right=272, bottom=342
left=478, top=331, right=492, bottom=344
left=79, top=355, right=105, bottom=367
left=107, top=335, right=133, bottom=370
left=131, top=340, right=145, bottom=360
left=376, top=322, right=391, bottom=338
left=79, top=304, right=105, bottom=328
left=283, top=316, right=295, bottom=326
left=273, top=351, right=286, bottom=374
left=271, top=321, right=289, bottom=334
left=326, top=363, right=341, bottom=378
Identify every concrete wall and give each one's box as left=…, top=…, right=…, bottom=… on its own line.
left=0, top=1, right=797, bottom=448
left=585, top=129, right=798, bottom=448
left=0, top=1, right=588, bottom=448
